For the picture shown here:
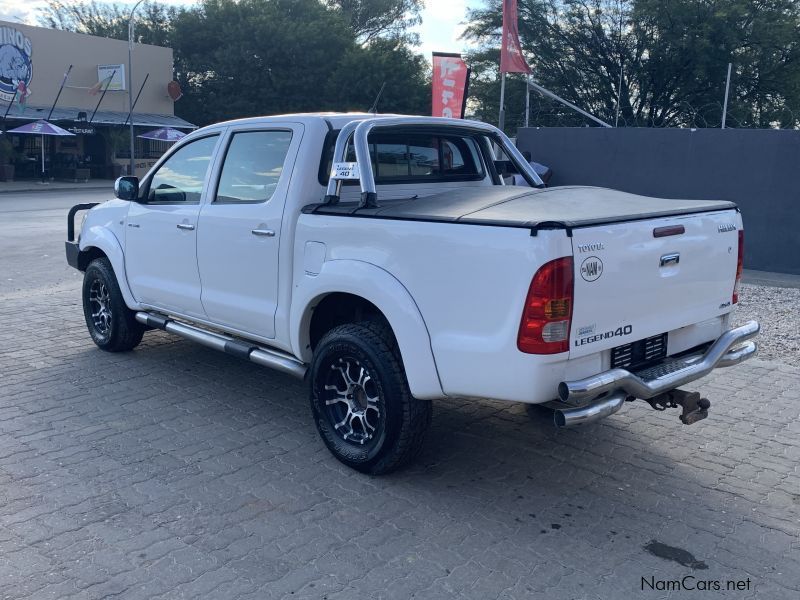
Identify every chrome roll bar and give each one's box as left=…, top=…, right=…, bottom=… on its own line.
left=324, top=116, right=544, bottom=207
left=323, top=119, right=364, bottom=204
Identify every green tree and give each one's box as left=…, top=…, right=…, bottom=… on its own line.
left=38, top=1, right=175, bottom=47
left=632, top=0, right=800, bottom=128
left=464, top=0, right=800, bottom=129
left=38, top=0, right=431, bottom=127
left=170, top=0, right=429, bottom=124
left=325, top=38, right=431, bottom=114
left=170, top=0, right=351, bottom=123
left=326, top=0, right=423, bottom=43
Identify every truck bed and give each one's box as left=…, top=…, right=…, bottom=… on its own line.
left=307, top=186, right=736, bottom=231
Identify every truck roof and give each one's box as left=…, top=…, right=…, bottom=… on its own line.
left=198, top=112, right=415, bottom=133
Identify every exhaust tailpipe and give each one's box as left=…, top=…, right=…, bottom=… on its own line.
left=554, top=392, right=627, bottom=428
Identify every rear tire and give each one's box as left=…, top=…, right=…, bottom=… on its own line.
left=309, top=321, right=431, bottom=475
left=82, top=258, right=144, bottom=352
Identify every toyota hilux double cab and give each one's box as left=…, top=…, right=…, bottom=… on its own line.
left=65, top=113, right=759, bottom=474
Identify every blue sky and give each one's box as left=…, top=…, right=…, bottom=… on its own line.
left=0, top=0, right=482, bottom=59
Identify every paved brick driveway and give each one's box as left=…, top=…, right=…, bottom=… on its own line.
left=0, top=191, right=798, bottom=599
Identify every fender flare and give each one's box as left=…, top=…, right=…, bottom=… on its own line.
left=79, top=226, right=139, bottom=309
left=290, top=259, right=444, bottom=400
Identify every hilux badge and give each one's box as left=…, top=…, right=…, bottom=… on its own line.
left=718, top=223, right=736, bottom=233
left=580, top=256, right=603, bottom=282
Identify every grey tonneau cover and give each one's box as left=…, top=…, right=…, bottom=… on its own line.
left=309, top=186, right=736, bottom=230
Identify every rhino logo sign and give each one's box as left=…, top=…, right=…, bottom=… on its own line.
left=580, top=256, right=604, bottom=282
left=0, top=27, right=32, bottom=103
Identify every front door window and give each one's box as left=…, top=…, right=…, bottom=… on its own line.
left=146, top=135, right=219, bottom=204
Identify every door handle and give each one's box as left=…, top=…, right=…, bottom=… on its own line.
left=660, top=252, right=680, bottom=267
left=251, top=229, right=275, bottom=237
left=177, top=223, right=195, bottom=231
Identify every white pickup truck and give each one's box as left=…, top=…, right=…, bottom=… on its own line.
left=66, top=113, right=759, bottom=474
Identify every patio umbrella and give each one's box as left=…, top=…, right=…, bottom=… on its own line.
left=137, top=127, right=186, bottom=142
left=7, top=120, right=75, bottom=178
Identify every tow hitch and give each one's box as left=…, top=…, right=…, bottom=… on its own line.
left=643, top=389, right=711, bottom=425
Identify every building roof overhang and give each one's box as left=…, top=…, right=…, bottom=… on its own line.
left=2, top=105, right=196, bottom=129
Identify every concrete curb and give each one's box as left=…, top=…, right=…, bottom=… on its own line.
left=0, top=182, right=112, bottom=195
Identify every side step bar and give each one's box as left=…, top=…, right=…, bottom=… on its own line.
left=135, top=312, right=307, bottom=379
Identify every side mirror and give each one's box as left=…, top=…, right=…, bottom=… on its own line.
left=114, top=176, right=139, bottom=201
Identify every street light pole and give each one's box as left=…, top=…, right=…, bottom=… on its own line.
left=128, top=0, right=145, bottom=176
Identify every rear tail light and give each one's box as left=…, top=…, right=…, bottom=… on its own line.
left=733, top=229, right=744, bottom=304
left=518, top=257, right=574, bottom=354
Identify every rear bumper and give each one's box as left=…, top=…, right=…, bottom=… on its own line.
left=559, top=320, right=760, bottom=405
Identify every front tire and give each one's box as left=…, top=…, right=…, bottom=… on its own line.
left=82, top=258, right=144, bottom=352
left=309, top=322, right=431, bottom=475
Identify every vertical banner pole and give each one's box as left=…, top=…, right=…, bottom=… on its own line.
left=614, top=61, right=623, bottom=127
left=524, top=75, right=530, bottom=128
left=128, top=20, right=136, bottom=175
left=722, top=62, right=732, bottom=129
left=498, top=71, right=506, bottom=132
left=460, top=67, right=471, bottom=119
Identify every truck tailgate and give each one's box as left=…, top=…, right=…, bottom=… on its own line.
left=569, top=209, right=740, bottom=358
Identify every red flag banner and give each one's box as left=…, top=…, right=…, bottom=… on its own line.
left=501, top=0, right=531, bottom=73
left=432, top=52, right=470, bottom=118
left=15, top=81, right=30, bottom=113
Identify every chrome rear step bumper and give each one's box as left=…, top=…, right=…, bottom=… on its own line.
left=135, top=311, right=307, bottom=379
left=554, top=391, right=627, bottom=428
left=559, top=320, right=760, bottom=405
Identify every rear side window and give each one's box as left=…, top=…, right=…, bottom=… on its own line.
left=319, top=131, right=484, bottom=185
left=216, top=130, right=293, bottom=204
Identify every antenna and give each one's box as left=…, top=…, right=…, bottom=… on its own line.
left=369, top=82, right=386, bottom=114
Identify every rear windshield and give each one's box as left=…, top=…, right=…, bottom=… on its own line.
left=318, top=130, right=485, bottom=185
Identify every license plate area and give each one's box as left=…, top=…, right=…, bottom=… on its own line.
left=611, top=333, right=668, bottom=370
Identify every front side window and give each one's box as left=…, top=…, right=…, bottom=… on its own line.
left=147, top=135, right=218, bottom=204
left=216, top=130, right=293, bottom=204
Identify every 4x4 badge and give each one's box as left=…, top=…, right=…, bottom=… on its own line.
left=580, top=256, right=603, bottom=282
